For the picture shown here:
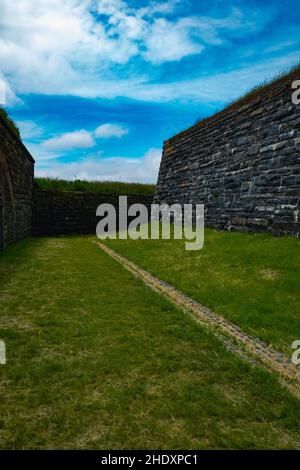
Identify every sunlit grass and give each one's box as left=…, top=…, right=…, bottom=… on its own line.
left=1, top=236, right=300, bottom=449
left=34, top=178, right=156, bottom=196
left=104, top=227, right=300, bottom=355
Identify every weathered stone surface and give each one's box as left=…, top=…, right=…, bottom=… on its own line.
left=154, top=71, right=300, bottom=237
left=0, top=116, right=34, bottom=248
left=33, top=190, right=153, bottom=236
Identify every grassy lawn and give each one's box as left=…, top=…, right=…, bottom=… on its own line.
left=34, top=178, right=155, bottom=196
left=1, top=236, right=300, bottom=449
left=104, top=228, right=300, bottom=355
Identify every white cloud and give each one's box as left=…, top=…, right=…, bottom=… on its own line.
left=94, top=123, right=129, bottom=138
left=17, top=51, right=297, bottom=107
left=138, top=0, right=180, bottom=17
left=26, top=143, right=61, bottom=161
left=143, top=18, right=204, bottom=63
left=17, top=120, right=44, bottom=139
left=0, top=78, right=6, bottom=105
left=0, top=74, right=21, bottom=106
left=43, top=129, right=95, bottom=151
left=0, top=0, right=275, bottom=101
left=29, top=122, right=129, bottom=155
left=35, top=148, right=162, bottom=183
left=264, top=40, right=298, bottom=53
left=110, top=52, right=300, bottom=103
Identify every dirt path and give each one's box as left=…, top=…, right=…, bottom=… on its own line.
left=94, top=241, right=300, bottom=398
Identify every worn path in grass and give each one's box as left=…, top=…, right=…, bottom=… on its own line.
left=103, top=229, right=300, bottom=356
left=1, top=237, right=300, bottom=449
left=95, top=241, right=300, bottom=398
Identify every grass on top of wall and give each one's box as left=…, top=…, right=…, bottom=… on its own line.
left=195, top=61, right=300, bottom=126
left=34, top=177, right=156, bottom=196
left=226, top=61, right=300, bottom=109
left=0, top=107, right=20, bottom=139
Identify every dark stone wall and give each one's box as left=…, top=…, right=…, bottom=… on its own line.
left=33, top=190, right=154, bottom=236
left=155, top=70, right=300, bottom=237
left=0, top=117, right=34, bottom=248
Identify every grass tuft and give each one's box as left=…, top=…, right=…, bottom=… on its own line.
left=226, top=61, right=300, bottom=109
left=194, top=61, right=300, bottom=129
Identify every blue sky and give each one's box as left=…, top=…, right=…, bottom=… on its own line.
left=1, top=0, right=300, bottom=182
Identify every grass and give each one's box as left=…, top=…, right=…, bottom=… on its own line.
left=1, top=236, right=300, bottom=449
left=0, top=107, right=20, bottom=139
left=34, top=178, right=156, bottom=196
left=103, top=228, right=300, bottom=355
left=225, top=61, right=300, bottom=109
left=193, top=62, right=300, bottom=130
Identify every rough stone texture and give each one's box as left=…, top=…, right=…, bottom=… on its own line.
left=154, top=71, right=300, bottom=237
left=33, top=190, right=154, bottom=236
left=0, top=116, right=34, bottom=248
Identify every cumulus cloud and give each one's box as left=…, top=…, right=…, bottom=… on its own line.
left=42, top=130, right=95, bottom=151
left=33, top=122, right=129, bottom=153
left=143, top=18, right=204, bottom=63
left=94, top=123, right=129, bottom=138
left=35, top=148, right=162, bottom=184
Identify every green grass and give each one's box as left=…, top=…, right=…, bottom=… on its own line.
left=104, top=228, right=300, bottom=355
left=193, top=61, right=300, bottom=129
left=34, top=178, right=156, bottom=196
left=1, top=236, right=300, bottom=449
left=0, top=107, right=20, bottom=139
left=225, top=61, right=300, bottom=109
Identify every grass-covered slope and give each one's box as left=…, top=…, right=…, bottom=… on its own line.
left=226, top=61, right=300, bottom=110
left=0, top=107, right=20, bottom=139
left=104, top=228, right=300, bottom=355
left=193, top=62, right=300, bottom=128
left=1, top=236, right=300, bottom=449
left=34, top=177, right=156, bottom=196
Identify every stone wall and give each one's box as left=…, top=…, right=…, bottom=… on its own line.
left=33, top=190, right=153, bottom=236
left=154, top=69, right=300, bottom=236
left=0, top=116, right=34, bottom=248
